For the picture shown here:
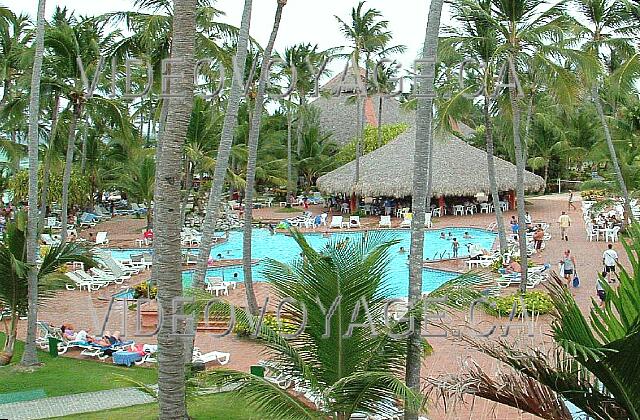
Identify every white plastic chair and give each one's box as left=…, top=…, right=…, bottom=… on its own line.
left=379, top=215, right=392, bottom=228
left=606, top=226, right=620, bottom=242
left=329, top=216, right=343, bottom=229
left=95, top=231, right=109, bottom=246
left=453, top=205, right=465, bottom=216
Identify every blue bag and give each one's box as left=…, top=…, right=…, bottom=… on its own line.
left=572, top=275, right=580, bottom=288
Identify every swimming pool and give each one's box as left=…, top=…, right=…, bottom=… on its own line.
left=111, top=227, right=496, bottom=298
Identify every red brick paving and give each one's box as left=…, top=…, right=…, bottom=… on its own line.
left=17, top=193, right=627, bottom=418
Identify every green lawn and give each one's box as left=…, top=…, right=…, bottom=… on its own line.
left=1, top=334, right=275, bottom=419
left=0, top=333, right=156, bottom=397
left=53, top=394, right=269, bottom=419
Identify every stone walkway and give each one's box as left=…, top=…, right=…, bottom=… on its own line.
left=0, top=387, right=155, bottom=419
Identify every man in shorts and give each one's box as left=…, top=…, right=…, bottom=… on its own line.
left=596, top=278, right=606, bottom=308
left=558, top=211, right=571, bottom=242
left=602, top=243, right=619, bottom=283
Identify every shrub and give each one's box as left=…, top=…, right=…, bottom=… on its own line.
left=486, top=291, right=554, bottom=317
left=336, top=123, right=409, bottom=164
left=132, top=281, right=158, bottom=299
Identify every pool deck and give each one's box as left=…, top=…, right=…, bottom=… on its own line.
left=17, top=193, right=627, bottom=419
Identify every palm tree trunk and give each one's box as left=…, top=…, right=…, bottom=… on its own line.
left=243, top=0, right=286, bottom=316
left=192, top=0, right=253, bottom=290
left=377, top=95, right=383, bottom=147
left=152, top=0, right=197, bottom=417
left=80, top=122, right=88, bottom=174
left=484, top=95, right=508, bottom=253
left=0, top=314, right=19, bottom=365
left=180, top=158, right=192, bottom=228
left=295, top=94, right=306, bottom=156
left=522, top=95, right=534, bottom=163
left=509, top=70, right=529, bottom=292
left=592, top=86, right=634, bottom=224
left=60, top=103, right=81, bottom=243
left=286, top=96, right=294, bottom=197
left=543, top=162, right=550, bottom=192
left=405, top=1, right=444, bottom=419
left=21, top=0, right=46, bottom=367
left=39, top=95, right=61, bottom=229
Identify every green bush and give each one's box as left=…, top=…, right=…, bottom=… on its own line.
left=336, top=123, right=409, bottom=164
left=486, top=291, right=554, bottom=317
left=132, top=281, right=158, bottom=299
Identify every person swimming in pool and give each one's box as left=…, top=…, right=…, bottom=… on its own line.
left=463, top=232, right=473, bottom=239
left=398, top=246, right=406, bottom=254
left=440, top=232, right=446, bottom=239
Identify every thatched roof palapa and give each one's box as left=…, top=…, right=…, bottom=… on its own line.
left=316, top=125, right=545, bottom=198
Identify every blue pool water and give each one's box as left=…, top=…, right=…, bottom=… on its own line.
left=112, top=227, right=496, bottom=298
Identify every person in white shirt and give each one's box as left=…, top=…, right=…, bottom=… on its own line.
left=602, top=243, right=619, bottom=283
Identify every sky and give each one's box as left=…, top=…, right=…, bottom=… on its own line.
left=3, top=0, right=448, bottom=76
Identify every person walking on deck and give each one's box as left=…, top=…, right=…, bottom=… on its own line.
left=558, top=211, right=571, bottom=242
left=568, top=190, right=576, bottom=211
left=602, top=243, right=619, bottom=283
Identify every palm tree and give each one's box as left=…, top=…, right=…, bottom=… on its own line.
left=429, top=224, right=640, bottom=420
left=20, top=0, right=46, bottom=368
left=336, top=1, right=405, bottom=196
left=118, top=149, right=155, bottom=229
left=150, top=0, right=197, bottom=417
left=202, top=231, right=422, bottom=419
left=280, top=43, right=336, bottom=196
left=0, top=9, right=31, bottom=109
left=0, top=212, right=95, bottom=366
left=573, top=0, right=637, bottom=224
left=405, top=1, right=445, bottom=419
left=242, top=0, right=287, bottom=316
left=445, top=0, right=510, bottom=252
left=296, top=117, right=339, bottom=190
left=192, top=0, right=253, bottom=290
left=44, top=9, right=109, bottom=241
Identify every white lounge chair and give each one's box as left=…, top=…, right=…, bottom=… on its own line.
left=379, top=215, right=392, bottom=228
left=329, top=216, right=343, bottom=229
left=65, top=271, right=106, bottom=291
left=95, top=231, right=109, bottom=246
left=349, top=216, right=361, bottom=228
left=89, top=267, right=126, bottom=284
left=41, top=234, right=60, bottom=246
left=205, top=278, right=228, bottom=296
left=192, top=348, right=230, bottom=365
left=400, top=213, right=413, bottom=228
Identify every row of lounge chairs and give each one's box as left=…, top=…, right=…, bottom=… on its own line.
left=65, top=251, right=151, bottom=292
left=36, top=322, right=229, bottom=366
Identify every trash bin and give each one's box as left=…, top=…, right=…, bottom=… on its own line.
left=250, top=365, right=264, bottom=378
left=47, top=337, right=61, bottom=357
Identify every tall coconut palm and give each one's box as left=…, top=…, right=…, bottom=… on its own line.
left=0, top=9, right=31, bottom=109
left=572, top=0, right=638, bottom=224
left=44, top=9, right=109, bottom=242
left=151, top=0, right=197, bottom=417
left=242, top=0, right=287, bottom=316
left=446, top=0, right=509, bottom=252
left=20, top=0, right=46, bottom=367
left=405, top=1, right=445, bottom=419
left=192, top=0, right=253, bottom=290
left=463, top=0, right=569, bottom=290
left=280, top=43, right=335, bottom=196
left=336, top=1, right=405, bottom=195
